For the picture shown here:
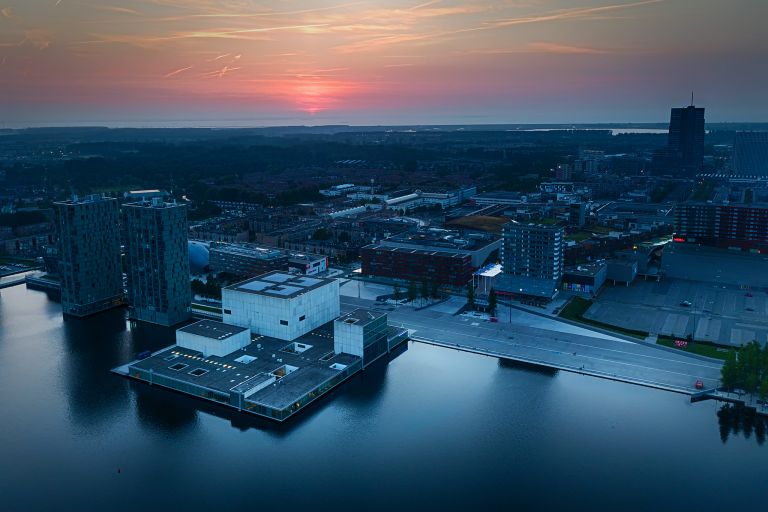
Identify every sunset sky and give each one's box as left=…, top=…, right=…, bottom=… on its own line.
left=1, top=0, right=766, bottom=126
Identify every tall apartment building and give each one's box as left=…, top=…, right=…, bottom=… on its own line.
left=54, top=194, right=123, bottom=317
left=668, top=104, right=705, bottom=175
left=123, top=198, right=191, bottom=326
left=733, top=131, right=768, bottom=176
left=497, top=222, right=564, bottom=300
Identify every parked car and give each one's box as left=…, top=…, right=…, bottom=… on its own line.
left=680, top=301, right=692, bottom=307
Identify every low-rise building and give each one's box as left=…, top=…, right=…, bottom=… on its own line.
left=360, top=228, right=500, bottom=287
left=288, top=254, right=328, bottom=275
left=209, top=242, right=289, bottom=276
left=562, top=262, right=607, bottom=295
left=606, top=259, right=638, bottom=286
left=176, top=320, right=251, bottom=357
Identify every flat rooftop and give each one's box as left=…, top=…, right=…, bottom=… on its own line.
left=336, top=308, right=385, bottom=327
left=129, top=323, right=360, bottom=411
left=226, top=270, right=336, bottom=299
left=363, top=244, right=470, bottom=260
left=385, top=229, right=498, bottom=251
left=563, top=262, right=606, bottom=278
left=210, top=243, right=285, bottom=260
left=123, top=199, right=184, bottom=210
left=178, top=320, right=248, bottom=340
left=54, top=194, right=114, bottom=206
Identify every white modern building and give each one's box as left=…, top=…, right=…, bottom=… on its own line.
left=288, top=254, right=328, bottom=275
left=176, top=320, right=250, bottom=357
left=222, top=271, right=340, bottom=341
left=334, top=308, right=389, bottom=367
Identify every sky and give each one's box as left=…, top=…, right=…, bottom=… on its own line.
left=0, top=0, right=766, bottom=127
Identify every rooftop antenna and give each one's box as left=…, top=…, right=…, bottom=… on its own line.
left=690, top=91, right=694, bottom=106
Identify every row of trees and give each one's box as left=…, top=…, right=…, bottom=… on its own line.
left=392, top=280, right=442, bottom=304
left=721, top=341, right=768, bottom=399
left=390, top=281, right=498, bottom=314
left=190, top=273, right=239, bottom=300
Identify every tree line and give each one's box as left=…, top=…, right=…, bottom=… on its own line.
left=721, top=341, right=768, bottom=399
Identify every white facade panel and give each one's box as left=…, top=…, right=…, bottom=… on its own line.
left=222, top=279, right=340, bottom=341
left=334, top=321, right=364, bottom=357
left=176, top=328, right=250, bottom=357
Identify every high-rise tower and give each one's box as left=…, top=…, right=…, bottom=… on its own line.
left=54, top=194, right=123, bottom=317
left=123, top=198, right=191, bottom=326
left=667, top=101, right=705, bottom=175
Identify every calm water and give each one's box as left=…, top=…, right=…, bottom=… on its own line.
left=0, top=285, right=765, bottom=511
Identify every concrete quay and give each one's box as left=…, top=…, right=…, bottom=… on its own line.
left=340, top=295, right=723, bottom=395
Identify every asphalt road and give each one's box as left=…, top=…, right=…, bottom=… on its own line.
left=341, top=296, right=723, bottom=394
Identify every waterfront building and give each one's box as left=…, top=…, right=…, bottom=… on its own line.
left=123, top=198, right=191, bottom=326
left=54, top=194, right=123, bottom=317
left=334, top=309, right=389, bottom=368
left=496, top=222, right=563, bottom=300
left=222, top=271, right=340, bottom=341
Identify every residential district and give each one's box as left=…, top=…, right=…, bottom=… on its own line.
left=2, top=104, right=768, bottom=420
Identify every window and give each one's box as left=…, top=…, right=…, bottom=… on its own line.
left=224, top=309, right=232, bottom=314
left=299, top=315, right=306, bottom=321
left=280, top=320, right=288, bottom=326
left=188, top=368, right=209, bottom=377
left=169, top=363, right=188, bottom=371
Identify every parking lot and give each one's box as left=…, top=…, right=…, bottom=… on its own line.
left=585, top=278, right=768, bottom=346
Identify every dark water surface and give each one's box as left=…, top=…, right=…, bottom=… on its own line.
left=0, top=286, right=765, bottom=511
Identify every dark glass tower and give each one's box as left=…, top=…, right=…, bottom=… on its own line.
left=123, top=198, right=191, bottom=326
left=54, top=195, right=123, bottom=317
left=668, top=104, right=705, bottom=175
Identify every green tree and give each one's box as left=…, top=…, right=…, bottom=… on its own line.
left=739, top=341, right=763, bottom=394
left=721, top=350, right=738, bottom=392
left=760, top=377, right=768, bottom=402
left=420, top=280, right=430, bottom=305
left=430, top=280, right=440, bottom=299
left=467, top=283, right=475, bottom=310
left=407, top=280, right=418, bottom=304
left=393, top=283, right=402, bottom=302
left=488, top=288, right=498, bottom=314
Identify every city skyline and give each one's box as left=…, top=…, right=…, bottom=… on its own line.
left=1, top=0, right=767, bottom=126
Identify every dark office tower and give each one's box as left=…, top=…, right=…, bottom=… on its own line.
left=667, top=104, right=705, bottom=175
left=733, top=131, right=768, bottom=176
left=123, top=198, right=191, bottom=326
left=54, top=194, right=123, bottom=317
